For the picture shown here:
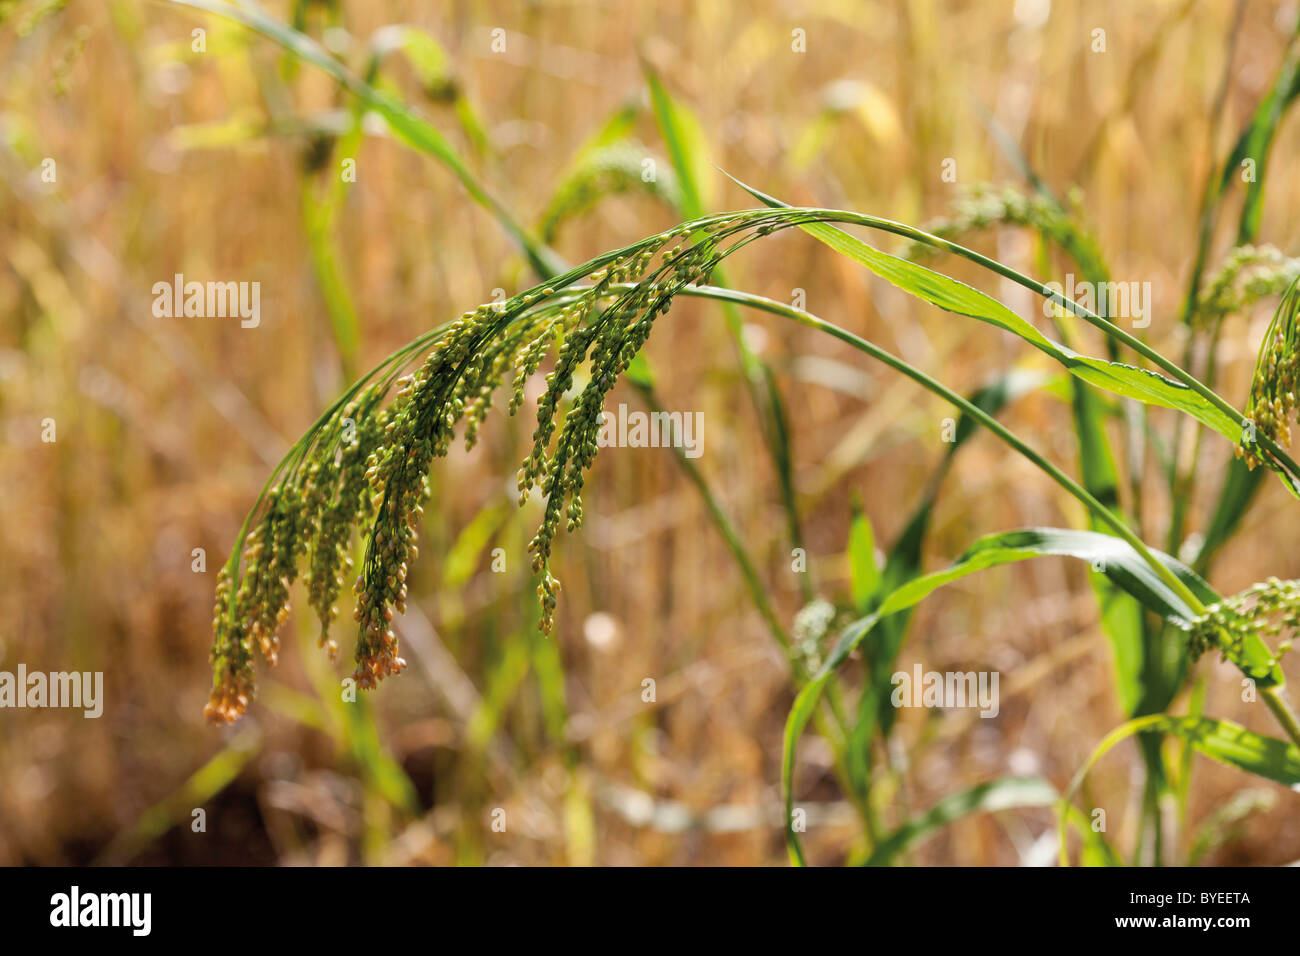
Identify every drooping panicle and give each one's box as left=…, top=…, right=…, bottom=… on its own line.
left=305, top=384, right=389, bottom=660
left=1187, top=577, right=1300, bottom=675
left=1240, top=277, right=1300, bottom=469
left=209, top=209, right=797, bottom=720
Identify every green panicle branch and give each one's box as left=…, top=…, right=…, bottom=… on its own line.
left=1239, top=276, right=1300, bottom=469
left=209, top=204, right=1300, bottom=725
left=1187, top=578, right=1299, bottom=675
left=904, top=183, right=1108, bottom=284
left=539, top=141, right=682, bottom=244
left=1195, top=244, right=1300, bottom=330
left=209, top=208, right=814, bottom=722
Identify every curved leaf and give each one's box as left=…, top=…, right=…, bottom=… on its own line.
left=827, top=528, right=1215, bottom=676
left=783, top=527, right=1224, bottom=865
left=847, top=500, right=879, bottom=611
left=816, top=223, right=1235, bottom=439
left=1059, top=714, right=1300, bottom=864
left=850, top=369, right=1068, bottom=783
left=863, top=776, right=1058, bottom=867
left=734, top=177, right=1241, bottom=443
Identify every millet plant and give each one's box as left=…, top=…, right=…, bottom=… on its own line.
left=207, top=191, right=1300, bottom=856
left=190, top=0, right=1300, bottom=866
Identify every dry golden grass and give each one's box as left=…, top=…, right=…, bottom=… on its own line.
left=2, top=0, right=1299, bottom=865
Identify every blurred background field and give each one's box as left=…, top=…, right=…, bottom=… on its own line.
left=2, top=0, right=1300, bottom=866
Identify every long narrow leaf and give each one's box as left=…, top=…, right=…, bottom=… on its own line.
left=733, top=179, right=1243, bottom=444
left=863, top=777, right=1058, bottom=866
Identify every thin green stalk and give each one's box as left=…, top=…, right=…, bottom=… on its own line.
left=1263, top=686, right=1300, bottom=750
left=170, top=0, right=565, bottom=279
left=1169, top=316, right=1228, bottom=554
left=640, top=381, right=791, bottom=653
left=675, top=284, right=1300, bottom=754
left=635, top=381, right=872, bottom=830
left=667, top=286, right=1207, bottom=616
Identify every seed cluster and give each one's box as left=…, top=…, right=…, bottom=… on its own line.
left=207, top=567, right=253, bottom=723
left=208, top=210, right=794, bottom=722
left=305, top=387, right=389, bottom=660
left=1238, top=279, right=1300, bottom=469
left=540, top=141, right=682, bottom=244
left=1187, top=577, right=1300, bottom=671
left=207, top=384, right=387, bottom=724
left=519, top=232, right=727, bottom=631
left=205, top=490, right=308, bottom=722
left=791, top=598, right=838, bottom=674
left=1196, top=244, right=1300, bottom=331
left=905, top=183, right=1107, bottom=284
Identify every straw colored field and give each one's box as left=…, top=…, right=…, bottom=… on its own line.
left=2, top=0, right=1299, bottom=866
